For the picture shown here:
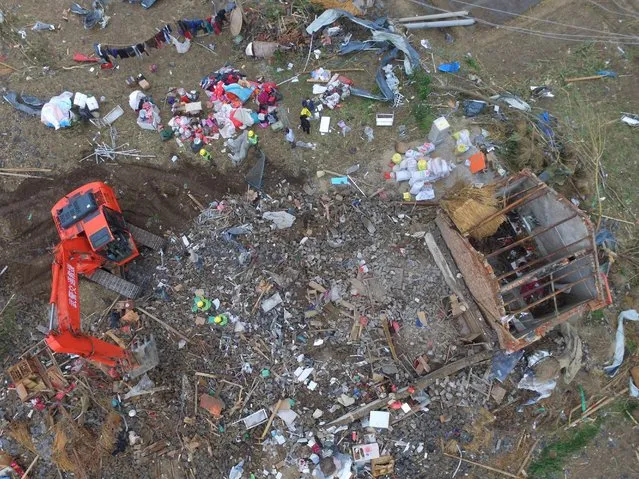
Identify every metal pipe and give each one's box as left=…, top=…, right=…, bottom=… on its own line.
left=550, top=272, right=559, bottom=316
left=499, top=183, right=546, bottom=207
left=486, top=213, right=578, bottom=259
left=508, top=276, right=593, bottom=315
left=497, top=237, right=591, bottom=280
left=466, top=185, right=547, bottom=234
left=499, top=249, right=591, bottom=294
left=398, top=11, right=469, bottom=22
left=403, top=19, right=476, bottom=29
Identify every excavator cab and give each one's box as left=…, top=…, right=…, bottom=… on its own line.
left=53, top=185, right=139, bottom=266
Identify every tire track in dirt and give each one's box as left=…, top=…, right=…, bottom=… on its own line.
left=0, top=161, right=245, bottom=297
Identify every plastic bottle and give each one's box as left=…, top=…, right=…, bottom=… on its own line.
left=229, top=460, right=244, bottom=479
left=410, top=181, right=425, bottom=195
left=418, top=142, right=436, bottom=155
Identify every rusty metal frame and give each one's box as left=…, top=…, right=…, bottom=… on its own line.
left=508, top=275, right=594, bottom=315
left=502, top=258, right=593, bottom=307
left=497, top=236, right=591, bottom=281
left=499, top=249, right=593, bottom=294
left=435, top=170, right=607, bottom=352
left=466, top=184, right=548, bottom=235
left=486, top=212, right=579, bottom=259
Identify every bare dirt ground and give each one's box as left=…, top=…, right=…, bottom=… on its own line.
left=1, top=0, right=639, bottom=478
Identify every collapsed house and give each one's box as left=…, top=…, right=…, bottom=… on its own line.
left=436, top=170, right=609, bottom=351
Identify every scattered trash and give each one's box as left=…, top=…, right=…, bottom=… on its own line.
left=490, top=94, right=531, bottom=112
left=369, top=411, right=390, bottom=428
left=621, top=113, right=639, bottom=127
left=463, top=100, right=487, bottom=117
left=263, top=211, right=296, bottom=229
left=364, top=126, right=374, bottom=142
left=41, top=92, right=74, bottom=129
left=31, top=21, right=55, bottom=31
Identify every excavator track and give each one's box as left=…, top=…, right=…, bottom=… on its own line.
left=89, top=269, right=142, bottom=298
left=125, top=223, right=165, bottom=251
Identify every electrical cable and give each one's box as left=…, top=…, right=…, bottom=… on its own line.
left=612, top=0, right=639, bottom=16
left=587, top=0, right=639, bottom=19
left=446, top=0, right=639, bottom=39
left=405, top=0, right=639, bottom=45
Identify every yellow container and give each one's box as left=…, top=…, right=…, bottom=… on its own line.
left=392, top=153, right=402, bottom=165
left=403, top=192, right=412, bottom=201
left=417, top=159, right=428, bottom=171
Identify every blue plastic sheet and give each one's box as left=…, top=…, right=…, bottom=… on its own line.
left=306, top=9, right=388, bottom=35
left=491, top=349, right=524, bottom=383
left=438, top=61, right=460, bottom=73
left=595, top=70, right=617, bottom=78
left=595, top=228, right=617, bottom=250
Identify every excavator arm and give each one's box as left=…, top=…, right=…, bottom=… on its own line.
left=45, top=237, right=129, bottom=367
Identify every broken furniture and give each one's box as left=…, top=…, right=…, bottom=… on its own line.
left=436, top=170, right=609, bottom=351
left=8, top=343, right=67, bottom=401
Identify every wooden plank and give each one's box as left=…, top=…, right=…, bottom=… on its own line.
left=425, top=232, right=464, bottom=299
left=381, top=315, right=399, bottom=362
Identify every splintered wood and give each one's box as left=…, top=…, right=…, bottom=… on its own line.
left=381, top=315, right=399, bottom=362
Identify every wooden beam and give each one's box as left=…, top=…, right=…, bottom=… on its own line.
left=327, top=349, right=493, bottom=426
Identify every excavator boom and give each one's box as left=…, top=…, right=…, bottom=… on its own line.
left=46, top=238, right=129, bottom=367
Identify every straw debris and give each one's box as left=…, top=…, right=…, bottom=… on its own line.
left=440, top=182, right=505, bottom=239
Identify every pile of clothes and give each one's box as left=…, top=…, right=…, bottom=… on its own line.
left=148, top=66, right=282, bottom=155
left=129, top=91, right=161, bottom=131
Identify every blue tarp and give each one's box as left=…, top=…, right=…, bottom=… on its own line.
left=306, top=9, right=388, bottom=35
left=305, top=8, right=422, bottom=103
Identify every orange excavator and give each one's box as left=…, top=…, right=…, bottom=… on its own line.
left=45, top=182, right=163, bottom=377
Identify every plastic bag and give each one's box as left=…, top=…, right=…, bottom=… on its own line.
left=123, top=373, right=155, bottom=399
left=129, top=91, right=146, bottom=111
left=438, top=61, right=460, bottom=73
left=364, top=126, right=374, bottom=142
left=41, top=92, right=74, bottom=129
left=452, top=129, right=472, bottom=154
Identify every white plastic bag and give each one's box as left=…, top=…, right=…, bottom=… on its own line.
left=129, top=90, right=146, bottom=111
left=41, top=91, right=73, bottom=129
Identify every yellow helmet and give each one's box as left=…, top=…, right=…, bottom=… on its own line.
left=199, top=149, right=208, bottom=156
left=392, top=153, right=402, bottom=164
left=248, top=130, right=255, bottom=137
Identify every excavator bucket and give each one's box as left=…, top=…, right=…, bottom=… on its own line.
left=126, top=335, right=159, bottom=379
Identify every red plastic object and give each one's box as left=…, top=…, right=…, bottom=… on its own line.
left=468, top=151, right=487, bottom=174
left=73, top=53, right=99, bottom=63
